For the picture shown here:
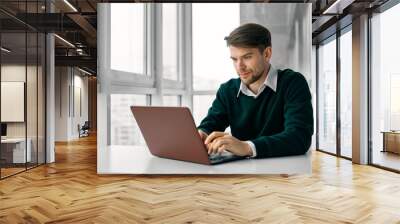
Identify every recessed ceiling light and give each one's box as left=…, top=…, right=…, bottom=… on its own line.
left=322, top=0, right=353, bottom=15
left=63, top=0, right=78, bottom=12
left=1, top=47, right=11, bottom=53
left=54, top=34, right=75, bottom=48
left=77, top=67, right=93, bottom=76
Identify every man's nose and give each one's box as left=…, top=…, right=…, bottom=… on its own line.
left=236, top=59, right=245, bottom=70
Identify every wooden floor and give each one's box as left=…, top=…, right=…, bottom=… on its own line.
left=372, top=150, right=400, bottom=171
left=1, top=135, right=400, bottom=223
left=1, top=167, right=26, bottom=178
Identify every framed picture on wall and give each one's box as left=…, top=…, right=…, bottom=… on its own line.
left=1, top=81, right=25, bottom=122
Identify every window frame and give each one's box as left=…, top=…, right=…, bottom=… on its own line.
left=161, top=3, right=181, bottom=82
left=109, top=3, right=154, bottom=88
left=315, top=25, right=353, bottom=161
left=98, top=3, right=193, bottom=148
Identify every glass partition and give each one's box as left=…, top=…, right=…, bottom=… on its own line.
left=339, top=29, right=352, bottom=158
left=27, top=31, right=38, bottom=169
left=1, top=30, right=28, bottom=177
left=0, top=1, right=46, bottom=178
left=317, top=37, right=337, bottom=155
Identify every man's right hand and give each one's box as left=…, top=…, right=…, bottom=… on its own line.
left=198, top=130, right=208, bottom=142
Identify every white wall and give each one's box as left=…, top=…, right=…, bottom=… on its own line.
left=72, top=73, right=89, bottom=138
left=55, top=66, right=69, bottom=141
left=240, top=3, right=312, bottom=84
left=55, top=66, right=89, bottom=141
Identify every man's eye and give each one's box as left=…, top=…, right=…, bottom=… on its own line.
left=244, top=56, right=251, bottom=59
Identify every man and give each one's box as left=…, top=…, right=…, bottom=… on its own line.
left=197, top=23, right=313, bottom=158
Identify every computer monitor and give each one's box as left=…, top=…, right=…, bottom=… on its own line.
left=1, top=123, right=7, bottom=137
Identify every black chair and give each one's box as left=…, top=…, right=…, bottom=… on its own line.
left=79, top=121, right=90, bottom=138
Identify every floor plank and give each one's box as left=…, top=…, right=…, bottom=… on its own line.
left=1, top=134, right=400, bottom=223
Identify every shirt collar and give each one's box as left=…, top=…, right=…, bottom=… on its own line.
left=236, top=65, right=277, bottom=98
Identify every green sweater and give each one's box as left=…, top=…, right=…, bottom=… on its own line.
left=197, top=69, right=314, bottom=158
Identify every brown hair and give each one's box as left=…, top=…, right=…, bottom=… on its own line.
left=224, top=23, right=271, bottom=53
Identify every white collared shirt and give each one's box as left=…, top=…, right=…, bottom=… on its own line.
left=236, top=65, right=278, bottom=158
left=237, top=64, right=278, bottom=98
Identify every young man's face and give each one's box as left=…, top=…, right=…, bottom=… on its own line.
left=229, top=45, right=271, bottom=86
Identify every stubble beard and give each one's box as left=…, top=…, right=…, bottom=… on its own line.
left=242, top=68, right=265, bottom=86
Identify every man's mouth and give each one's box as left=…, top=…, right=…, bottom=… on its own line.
left=240, top=72, right=251, bottom=77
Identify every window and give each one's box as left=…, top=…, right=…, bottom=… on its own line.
left=192, top=3, right=239, bottom=91
left=318, top=37, right=337, bottom=154
left=110, top=94, right=147, bottom=146
left=390, top=74, right=400, bottom=130
left=162, top=3, right=179, bottom=81
left=191, top=3, right=239, bottom=131
left=163, top=95, right=181, bottom=106
left=111, top=4, right=145, bottom=75
left=193, top=95, right=215, bottom=127
left=371, top=3, right=400, bottom=171
left=339, top=29, right=352, bottom=158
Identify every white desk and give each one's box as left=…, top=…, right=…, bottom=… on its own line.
left=1, top=138, right=31, bottom=163
left=98, top=146, right=312, bottom=175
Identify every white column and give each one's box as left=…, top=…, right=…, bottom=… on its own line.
left=352, top=14, right=369, bottom=164
left=46, top=33, right=55, bottom=163
left=97, top=3, right=111, bottom=172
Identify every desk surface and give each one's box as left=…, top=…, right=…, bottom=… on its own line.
left=1, top=138, right=26, bottom=143
left=381, top=131, right=400, bottom=134
left=98, top=146, right=312, bottom=175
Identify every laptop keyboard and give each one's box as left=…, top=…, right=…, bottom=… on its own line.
left=209, top=151, right=236, bottom=163
left=209, top=150, right=232, bottom=157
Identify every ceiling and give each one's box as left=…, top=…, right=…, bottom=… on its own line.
left=0, top=0, right=392, bottom=76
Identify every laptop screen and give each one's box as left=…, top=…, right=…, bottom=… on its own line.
left=1, top=123, right=7, bottom=137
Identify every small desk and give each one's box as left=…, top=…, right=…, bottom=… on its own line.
left=1, top=138, right=31, bottom=163
left=382, top=131, right=400, bottom=154
left=98, top=146, right=312, bottom=175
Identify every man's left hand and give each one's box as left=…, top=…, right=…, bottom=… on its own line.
left=204, top=131, right=252, bottom=157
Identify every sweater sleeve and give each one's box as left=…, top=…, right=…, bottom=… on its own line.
left=197, top=85, right=230, bottom=135
left=251, top=74, right=314, bottom=158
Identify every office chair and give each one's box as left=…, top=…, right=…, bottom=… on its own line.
left=79, top=121, right=90, bottom=138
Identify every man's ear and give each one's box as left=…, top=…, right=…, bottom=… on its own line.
left=264, top=47, right=272, bottom=60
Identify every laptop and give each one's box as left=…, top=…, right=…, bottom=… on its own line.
left=130, top=106, right=246, bottom=165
